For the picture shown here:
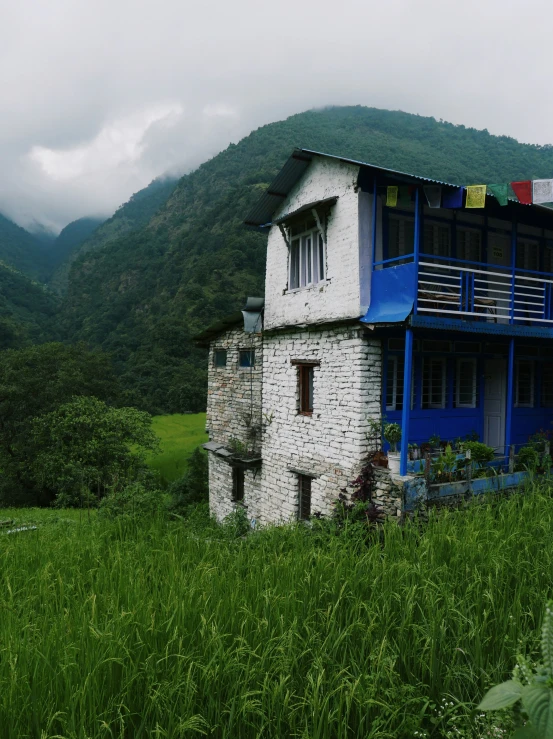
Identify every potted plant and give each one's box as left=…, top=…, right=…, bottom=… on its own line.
left=384, top=422, right=402, bottom=474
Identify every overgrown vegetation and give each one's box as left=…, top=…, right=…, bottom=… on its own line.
left=3, top=483, right=553, bottom=737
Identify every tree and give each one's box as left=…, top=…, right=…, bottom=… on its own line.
left=31, top=396, right=160, bottom=507
left=0, top=342, right=119, bottom=505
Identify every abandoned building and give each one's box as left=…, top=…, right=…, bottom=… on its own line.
left=196, top=149, right=553, bottom=523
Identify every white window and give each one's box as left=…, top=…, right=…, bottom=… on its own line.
left=424, top=222, right=451, bottom=258
left=388, top=216, right=414, bottom=259
left=422, top=358, right=446, bottom=409
left=515, top=360, right=535, bottom=407
left=457, top=227, right=481, bottom=263
left=455, top=358, right=477, bottom=408
left=289, top=219, right=325, bottom=290
left=516, top=239, right=539, bottom=271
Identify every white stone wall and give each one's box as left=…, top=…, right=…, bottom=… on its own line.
left=208, top=453, right=262, bottom=523
left=256, top=325, right=382, bottom=524
left=264, top=157, right=364, bottom=330
left=206, top=328, right=263, bottom=450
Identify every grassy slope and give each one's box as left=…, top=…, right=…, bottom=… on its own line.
left=1, top=486, right=552, bottom=737
left=147, top=413, right=207, bottom=482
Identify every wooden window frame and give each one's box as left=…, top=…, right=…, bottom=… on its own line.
left=298, top=474, right=312, bottom=521
left=232, top=467, right=245, bottom=502
left=297, top=364, right=315, bottom=415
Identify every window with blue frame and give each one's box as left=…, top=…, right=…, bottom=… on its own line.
left=385, top=356, right=414, bottom=411
left=422, top=358, right=447, bottom=409
left=515, top=360, right=535, bottom=407
left=542, top=362, right=553, bottom=407
left=455, top=358, right=477, bottom=408
left=387, top=216, right=414, bottom=259
left=423, top=222, right=451, bottom=258
left=457, top=228, right=481, bottom=262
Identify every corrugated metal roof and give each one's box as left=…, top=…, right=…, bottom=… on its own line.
left=244, top=147, right=553, bottom=228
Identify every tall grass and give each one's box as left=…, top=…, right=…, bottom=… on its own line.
left=1, top=485, right=553, bottom=738
left=147, top=413, right=207, bottom=483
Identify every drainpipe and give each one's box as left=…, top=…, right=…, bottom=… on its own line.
left=399, top=327, right=414, bottom=476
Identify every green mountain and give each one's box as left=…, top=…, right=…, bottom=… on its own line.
left=50, top=217, right=104, bottom=267
left=0, top=213, right=52, bottom=281
left=51, top=176, right=178, bottom=293
left=60, top=105, right=553, bottom=413
left=0, top=262, right=58, bottom=349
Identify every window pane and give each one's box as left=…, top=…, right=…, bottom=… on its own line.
left=290, top=240, right=300, bottom=289
left=542, top=362, right=553, bottom=407
left=456, top=359, right=476, bottom=407
left=516, top=361, right=534, bottom=406
left=232, top=468, right=245, bottom=502
left=300, top=239, right=307, bottom=287
left=388, top=218, right=400, bottom=259
left=386, top=357, right=397, bottom=410
left=305, top=235, right=312, bottom=285
left=404, top=221, right=415, bottom=253
left=298, top=475, right=312, bottom=520
left=239, top=350, right=255, bottom=368
left=422, top=358, right=446, bottom=409
left=457, top=228, right=481, bottom=262
left=318, top=234, right=325, bottom=280
left=213, top=349, right=227, bottom=367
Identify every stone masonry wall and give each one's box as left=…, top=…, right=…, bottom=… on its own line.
left=256, top=325, right=382, bottom=524
left=264, top=157, right=363, bottom=330
left=208, top=453, right=262, bottom=523
left=206, top=328, right=263, bottom=450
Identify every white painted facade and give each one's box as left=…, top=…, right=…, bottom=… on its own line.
left=203, top=156, right=403, bottom=524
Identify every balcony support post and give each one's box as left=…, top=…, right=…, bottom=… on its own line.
left=505, top=337, right=515, bottom=455
left=510, top=220, right=517, bottom=324
left=413, top=188, right=421, bottom=315
left=371, top=176, right=378, bottom=270
left=399, top=327, right=414, bottom=476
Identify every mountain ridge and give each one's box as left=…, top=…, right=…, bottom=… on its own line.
left=59, top=105, right=553, bottom=413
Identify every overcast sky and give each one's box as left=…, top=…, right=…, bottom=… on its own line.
left=2, top=0, right=553, bottom=231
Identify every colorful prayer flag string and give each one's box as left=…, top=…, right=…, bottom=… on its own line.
left=465, top=185, right=486, bottom=208
left=511, top=181, right=532, bottom=205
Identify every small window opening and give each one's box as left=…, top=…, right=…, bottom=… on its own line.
left=298, top=365, right=314, bottom=414
left=239, top=350, right=255, bottom=368
left=213, top=349, right=227, bottom=367
left=289, top=222, right=325, bottom=290
left=422, top=358, right=447, bottom=409
left=455, top=358, right=477, bottom=408
left=298, top=474, right=312, bottom=521
left=232, top=467, right=245, bottom=502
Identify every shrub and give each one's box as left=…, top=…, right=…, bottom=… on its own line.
left=168, top=447, right=208, bottom=512
left=383, top=423, right=401, bottom=452
left=98, top=483, right=166, bottom=519
left=459, top=441, right=495, bottom=468
left=516, top=446, right=541, bottom=472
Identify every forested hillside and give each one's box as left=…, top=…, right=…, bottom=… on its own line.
left=0, top=263, right=58, bottom=348
left=61, top=105, right=553, bottom=413
left=51, top=176, right=178, bottom=292
left=0, top=213, right=52, bottom=281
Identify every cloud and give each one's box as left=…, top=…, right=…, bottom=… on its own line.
left=1, top=0, right=553, bottom=230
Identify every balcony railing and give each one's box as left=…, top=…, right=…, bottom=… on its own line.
left=376, top=253, right=553, bottom=325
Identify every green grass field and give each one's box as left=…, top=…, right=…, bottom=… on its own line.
left=2, top=485, right=553, bottom=737
left=147, top=413, right=207, bottom=483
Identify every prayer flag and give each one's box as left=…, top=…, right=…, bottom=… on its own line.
left=386, top=186, right=398, bottom=207
left=397, top=186, right=412, bottom=208
left=442, top=187, right=464, bottom=208
left=488, top=184, right=509, bottom=206
left=533, top=179, right=553, bottom=204
left=465, top=185, right=486, bottom=208
left=423, top=186, right=441, bottom=208
left=511, top=180, right=532, bottom=205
